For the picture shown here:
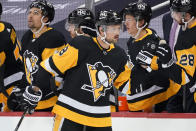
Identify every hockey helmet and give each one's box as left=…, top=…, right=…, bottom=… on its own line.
left=29, top=0, right=55, bottom=22
left=171, top=0, right=196, bottom=16
left=67, top=8, right=97, bottom=37
left=68, top=8, right=94, bottom=25
left=122, top=2, right=152, bottom=24
left=96, top=10, right=122, bottom=26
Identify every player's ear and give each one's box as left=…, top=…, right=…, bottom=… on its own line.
left=79, top=27, right=84, bottom=34
left=98, top=26, right=104, bottom=37
left=138, top=19, right=145, bottom=28
left=43, top=16, right=49, bottom=23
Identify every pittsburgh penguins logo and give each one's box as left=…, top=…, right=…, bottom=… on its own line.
left=23, top=50, right=39, bottom=83
left=127, top=55, right=134, bottom=70
left=81, top=62, right=116, bottom=102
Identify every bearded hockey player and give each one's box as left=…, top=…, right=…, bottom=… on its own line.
left=8, top=9, right=132, bottom=131
left=7, top=0, right=66, bottom=112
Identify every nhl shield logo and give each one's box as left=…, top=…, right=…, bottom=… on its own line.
left=81, top=62, right=116, bottom=102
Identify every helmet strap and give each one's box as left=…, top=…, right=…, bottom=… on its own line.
left=75, top=30, right=84, bottom=36
left=98, top=26, right=111, bottom=45
left=32, top=16, right=50, bottom=35
left=182, top=14, right=194, bottom=31
left=133, top=18, right=147, bottom=39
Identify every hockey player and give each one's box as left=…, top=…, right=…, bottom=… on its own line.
left=0, top=2, right=24, bottom=112
left=167, top=0, right=196, bottom=112
left=122, top=1, right=181, bottom=112
left=9, top=9, right=131, bottom=131
left=65, top=8, right=119, bottom=112
left=137, top=0, right=196, bottom=112
left=7, top=0, right=66, bottom=111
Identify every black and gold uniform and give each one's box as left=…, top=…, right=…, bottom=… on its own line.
left=37, top=36, right=131, bottom=127
left=21, top=28, right=65, bottom=110
left=170, top=21, right=196, bottom=112
left=126, top=28, right=181, bottom=112
left=0, top=21, right=23, bottom=112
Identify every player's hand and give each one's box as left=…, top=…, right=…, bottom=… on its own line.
left=7, top=87, right=24, bottom=111
left=136, top=39, right=159, bottom=72
left=156, top=40, right=172, bottom=64
left=20, top=86, right=42, bottom=114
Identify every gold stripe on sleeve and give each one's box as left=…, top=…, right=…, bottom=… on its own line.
left=52, top=45, right=78, bottom=74
left=0, top=52, right=6, bottom=66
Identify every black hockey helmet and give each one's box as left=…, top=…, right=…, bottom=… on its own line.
left=96, top=10, right=122, bottom=26
left=67, top=8, right=97, bottom=37
left=0, top=2, right=2, bottom=16
left=68, top=8, right=94, bottom=25
left=122, top=2, right=152, bottom=24
left=29, top=0, right=55, bottom=22
left=171, top=0, right=196, bottom=16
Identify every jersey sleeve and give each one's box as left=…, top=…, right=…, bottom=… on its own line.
left=41, top=29, right=66, bottom=60
left=113, top=63, right=131, bottom=95
left=40, top=44, right=78, bottom=76
left=166, top=64, right=190, bottom=86
left=113, top=47, right=132, bottom=96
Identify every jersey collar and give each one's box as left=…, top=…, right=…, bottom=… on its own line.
left=134, top=28, right=152, bottom=42
left=92, top=37, right=115, bottom=52
left=189, top=20, right=196, bottom=29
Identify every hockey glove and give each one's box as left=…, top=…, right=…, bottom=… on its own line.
left=20, top=86, right=42, bottom=114
left=136, top=38, right=159, bottom=72
left=7, top=87, right=24, bottom=111
left=156, top=40, right=173, bottom=68
left=136, top=50, right=159, bottom=72
left=136, top=40, right=173, bottom=71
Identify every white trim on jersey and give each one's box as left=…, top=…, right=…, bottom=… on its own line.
left=55, top=76, right=63, bottom=83
left=44, top=58, right=59, bottom=76
left=126, top=85, right=163, bottom=101
left=121, top=80, right=130, bottom=94
left=4, top=72, right=23, bottom=86
left=58, top=94, right=111, bottom=114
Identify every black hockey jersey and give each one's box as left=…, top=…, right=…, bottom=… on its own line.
left=21, top=28, right=66, bottom=110
left=39, top=36, right=131, bottom=127
left=171, top=21, right=196, bottom=112
left=126, top=28, right=181, bottom=111
left=0, top=21, right=23, bottom=94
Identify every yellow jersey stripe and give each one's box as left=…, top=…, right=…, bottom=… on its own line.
left=127, top=80, right=181, bottom=111
left=36, top=96, right=58, bottom=110
left=52, top=105, right=112, bottom=127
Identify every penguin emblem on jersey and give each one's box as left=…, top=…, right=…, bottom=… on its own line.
left=23, top=50, right=39, bottom=82
left=81, top=62, right=116, bottom=102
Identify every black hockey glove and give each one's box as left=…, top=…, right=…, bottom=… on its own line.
left=7, top=87, right=25, bottom=111
left=136, top=39, right=158, bottom=72
left=155, top=41, right=173, bottom=68
left=20, top=86, right=42, bottom=114
left=136, top=40, right=173, bottom=71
